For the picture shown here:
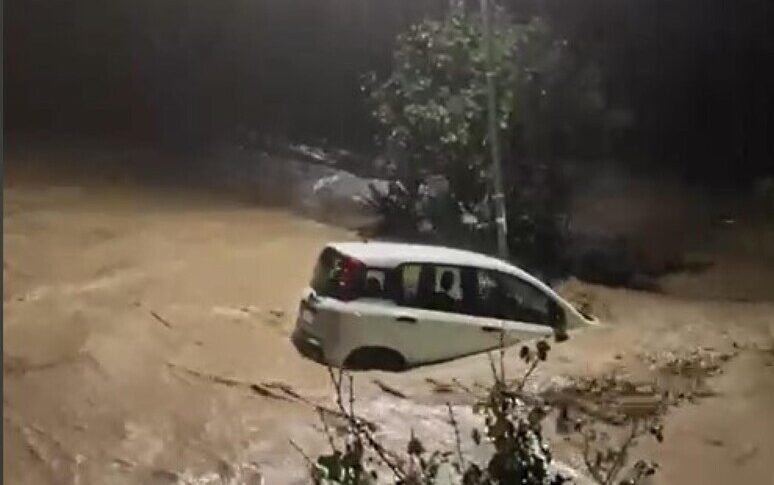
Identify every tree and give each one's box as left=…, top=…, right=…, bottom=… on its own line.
left=364, top=11, right=522, bottom=208
left=362, top=9, right=606, bottom=274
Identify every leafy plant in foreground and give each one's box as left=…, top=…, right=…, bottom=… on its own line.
left=294, top=336, right=663, bottom=485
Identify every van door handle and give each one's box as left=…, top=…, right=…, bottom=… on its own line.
left=481, top=326, right=500, bottom=333
left=396, top=316, right=417, bottom=323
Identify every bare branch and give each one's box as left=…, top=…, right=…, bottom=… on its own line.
left=289, top=439, right=315, bottom=468
left=487, top=352, right=501, bottom=384
left=451, top=378, right=475, bottom=395
left=446, top=402, right=466, bottom=469
left=326, top=366, right=346, bottom=416
left=316, top=408, right=338, bottom=453
left=326, top=366, right=405, bottom=481
left=517, top=359, right=540, bottom=392
left=582, top=430, right=605, bottom=484
left=604, top=419, right=640, bottom=485
left=348, top=374, right=355, bottom=417
left=499, top=328, right=506, bottom=384
left=360, top=425, right=405, bottom=481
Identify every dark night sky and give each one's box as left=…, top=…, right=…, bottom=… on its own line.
left=4, top=0, right=773, bottom=181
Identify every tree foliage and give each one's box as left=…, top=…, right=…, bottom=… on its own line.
left=362, top=10, right=607, bottom=275
left=365, top=13, right=537, bottom=205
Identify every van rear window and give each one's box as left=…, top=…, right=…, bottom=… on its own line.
left=311, top=248, right=372, bottom=301
left=311, top=248, right=346, bottom=297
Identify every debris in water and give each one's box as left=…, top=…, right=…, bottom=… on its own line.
left=373, top=379, right=407, bottom=399
left=263, top=381, right=303, bottom=400
left=149, top=310, right=173, bottom=329
left=166, top=362, right=290, bottom=401
left=425, top=377, right=454, bottom=394
left=703, top=438, right=724, bottom=447
left=151, top=468, right=180, bottom=483
left=735, top=444, right=759, bottom=465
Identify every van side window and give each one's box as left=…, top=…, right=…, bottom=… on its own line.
left=399, top=264, right=466, bottom=313
left=475, top=270, right=558, bottom=326
left=363, top=269, right=387, bottom=299
left=400, top=264, right=422, bottom=303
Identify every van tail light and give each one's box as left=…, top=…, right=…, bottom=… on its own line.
left=338, top=256, right=365, bottom=301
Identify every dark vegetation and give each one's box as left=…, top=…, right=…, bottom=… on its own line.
left=357, top=9, right=634, bottom=283
left=6, top=0, right=772, bottom=185
left=359, top=12, right=578, bottom=277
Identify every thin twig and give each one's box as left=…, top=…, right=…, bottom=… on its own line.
left=487, top=352, right=501, bottom=384
left=327, top=367, right=345, bottom=413
left=348, top=374, right=355, bottom=417
left=289, top=439, right=316, bottom=468
left=316, top=408, right=338, bottom=453
left=499, top=328, right=506, bottom=384
left=446, top=402, right=466, bottom=469
left=360, top=425, right=405, bottom=480
left=326, top=366, right=405, bottom=481
left=604, top=419, right=640, bottom=485
left=581, top=429, right=605, bottom=484
left=517, top=359, right=540, bottom=391
left=451, top=378, right=475, bottom=395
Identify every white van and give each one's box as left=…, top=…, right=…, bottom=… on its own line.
left=291, top=241, right=596, bottom=371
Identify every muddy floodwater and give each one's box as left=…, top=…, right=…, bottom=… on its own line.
left=4, top=167, right=774, bottom=484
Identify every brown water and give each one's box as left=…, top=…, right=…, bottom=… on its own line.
left=4, top=160, right=774, bottom=484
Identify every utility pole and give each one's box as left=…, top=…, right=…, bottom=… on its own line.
left=480, top=0, right=509, bottom=258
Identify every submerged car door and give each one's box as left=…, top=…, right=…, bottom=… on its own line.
left=393, top=264, right=509, bottom=364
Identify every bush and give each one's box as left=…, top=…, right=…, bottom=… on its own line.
left=294, top=339, right=662, bottom=485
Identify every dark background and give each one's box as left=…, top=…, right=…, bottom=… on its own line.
left=5, top=0, right=773, bottom=184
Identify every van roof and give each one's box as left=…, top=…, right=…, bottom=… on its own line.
left=328, top=241, right=535, bottom=281
left=326, top=241, right=598, bottom=327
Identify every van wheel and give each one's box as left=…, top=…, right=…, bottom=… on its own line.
left=344, top=347, right=406, bottom=372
